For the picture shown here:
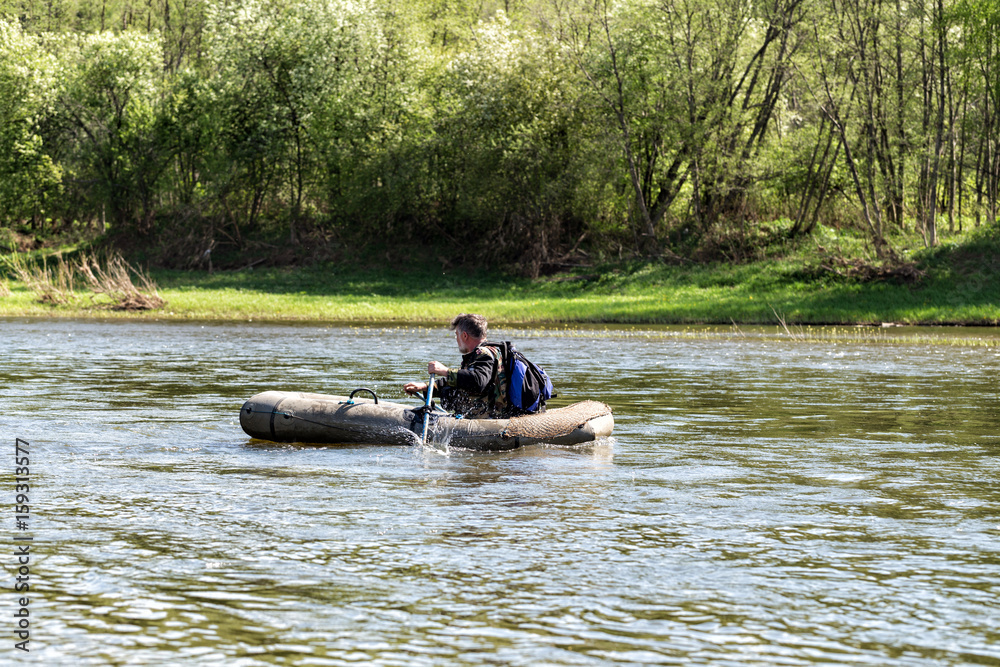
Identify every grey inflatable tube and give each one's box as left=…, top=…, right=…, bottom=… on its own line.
left=240, top=391, right=614, bottom=451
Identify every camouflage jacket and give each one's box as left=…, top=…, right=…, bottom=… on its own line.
left=436, top=344, right=509, bottom=418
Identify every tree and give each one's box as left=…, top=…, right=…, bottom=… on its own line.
left=0, top=19, right=62, bottom=228
left=953, top=0, right=1000, bottom=226
left=206, top=0, right=405, bottom=243
left=427, top=11, right=581, bottom=271
left=559, top=0, right=805, bottom=257
left=800, top=0, right=920, bottom=259
left=52, top=29, right=165, bottom=233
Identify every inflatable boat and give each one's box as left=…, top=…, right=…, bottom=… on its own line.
left=239, top=390, right=614, bottom=451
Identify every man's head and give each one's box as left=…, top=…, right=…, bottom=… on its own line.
left=450, top=313, right=487, bottom=354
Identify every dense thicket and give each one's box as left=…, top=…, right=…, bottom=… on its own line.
left=1, top=0, right=998, bottom=272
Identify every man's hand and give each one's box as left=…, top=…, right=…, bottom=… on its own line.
left=428, top=361, right=449, bottom=376
left=404, top=381, right=428, bottom=395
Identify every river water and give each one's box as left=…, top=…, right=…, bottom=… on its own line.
left=2, top=318, right=999, bottom=665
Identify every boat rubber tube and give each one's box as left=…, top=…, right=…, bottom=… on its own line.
left=240, top=391, right=614, bottom=451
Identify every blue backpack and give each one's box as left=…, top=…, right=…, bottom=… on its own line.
left=501, top=342, right=555, bottom=414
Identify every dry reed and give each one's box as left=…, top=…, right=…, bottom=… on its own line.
left=5, top=252, right=77, bottom=304
left=3, top=251, right=166, bottom=310
left=76, top=253, right=166, bottom=310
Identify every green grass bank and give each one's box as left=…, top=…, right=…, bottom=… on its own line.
left=2, top=225, right=998, bottom=326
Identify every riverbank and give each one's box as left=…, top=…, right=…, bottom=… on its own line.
left=2, top=235, right=998, bottom=326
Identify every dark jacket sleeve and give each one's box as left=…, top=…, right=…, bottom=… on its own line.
left=445, top=347, right=498, bottom=396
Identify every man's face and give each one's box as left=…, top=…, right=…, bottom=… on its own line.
left=455, top=330, right=473, bottom=354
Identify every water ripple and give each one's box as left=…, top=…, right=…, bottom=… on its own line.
left=3, top=319, right=1000, bottom=665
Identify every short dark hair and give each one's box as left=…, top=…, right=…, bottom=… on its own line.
left=450, top=313, right=488, bottom=339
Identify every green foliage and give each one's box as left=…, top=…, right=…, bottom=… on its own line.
left=1, top=0, right=1000, bottom=276
left=0, top=20, right=62, bottom=225
left=558, top=0, right=810, bottom=256
left=203, top=0, right=419, bottom=241
left=49, top=28, right=165, bottom=231
left=427, top=11, right=582, bottom=271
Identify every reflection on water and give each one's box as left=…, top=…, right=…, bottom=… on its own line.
left=2, top=318, right=999, bottom=665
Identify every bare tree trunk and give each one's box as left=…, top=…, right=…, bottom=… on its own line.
left=947, top=68, right=957, bottom=233
left=604, top=41, right=658, bottom=247
left=924, top=0, right=947, bottom=247
left=792, top=115, right=838, bottom=235
left=956, top=71, right=970, bottom=228
left=916, top=0, right=930, bottom=237
left=989, top=93, right=1000, bottom=224
left=893, top=0, right=907, bottom=226
left=810, top=10, right=892, bottom=259
left=840, top=121, right=888, bottom=256
left=974, top=130, right=985, bottom=227
left=563, top=0, right=660, bottom=254
left=823, top=102, right=890, bottom=258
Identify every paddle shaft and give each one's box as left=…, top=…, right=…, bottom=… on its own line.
left=421, top=373, right=434, bottom=444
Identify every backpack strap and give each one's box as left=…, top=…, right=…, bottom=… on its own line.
left=477, top=343, right=507, bottom=415
left=501, top=341, right=515, bottom=384
left=501, top=341, right=523, bottom=414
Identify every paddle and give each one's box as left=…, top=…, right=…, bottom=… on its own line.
left=421, top=373, right=434, bottom=445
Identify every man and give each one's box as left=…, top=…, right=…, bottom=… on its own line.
left=404, top=313, right=509, bottom=418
